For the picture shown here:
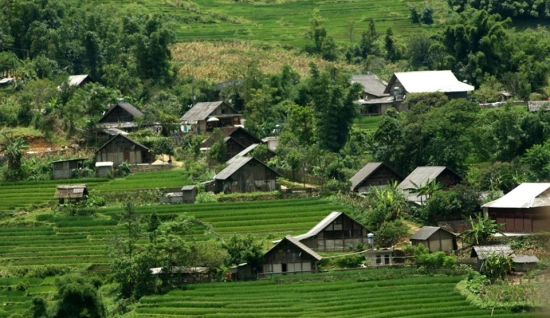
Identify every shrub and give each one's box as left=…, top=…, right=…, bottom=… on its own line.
left=335, top=254, right=364, bottom=268
left=195, top=191, right=218, bottom=203
left=117, top=162, right=131, bottom=177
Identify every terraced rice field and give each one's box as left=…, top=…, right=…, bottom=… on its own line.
left=0, top=198, right=344, bottom=268
left=134, top=270, right=544, bottom=317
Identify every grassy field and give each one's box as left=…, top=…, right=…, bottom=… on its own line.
left=133, top=269, right=544, bottom=317
left=115, top=0, right=447, bottom=45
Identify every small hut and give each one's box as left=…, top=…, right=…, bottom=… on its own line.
left=512, top=255, right=539, bottom=272
left=95, top=161, right=114, bottom=178
left=365, top=249, right=395, bottom=266
left=471, top=245, right=513, bottom=271
left=181, top=185, right=197, bottom=203
left=52, top=158, right=86, bottom=179
left=54, top=184, right=88, bottom=204
left=410, top=226, right=457, bottom=253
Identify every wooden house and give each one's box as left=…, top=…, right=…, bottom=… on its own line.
left=181, top=185, right=197, bottom=203
left=262, top=236, right=322, bottom=276
left=52, top=158, right=86, bottom=179
left=226, top=143, right=276, bottom=165
left=95, top=134, right=152, bottom=166
left=410, top=226, right=457, bottom=253
left=482, top=183, right=550, bottom=233
left=180, top=101, right=242, bottom=134
left=397, top=166, right=462, bottom=204
left=213, top=157, right=280, bottom=194
left=293, top=212, right=371, bottom=252
left=349, top=162, right=403, bottom=192
left=97, top=100, right=143, bottom=131
left=95, top=161, right=114, bottom=178
left=54, top=184, right=88, bottom=204
left=352, top=74, right=394, bottom=115
left=384, top=71, right=474, bottom=110
left=202, top=127, right=262, bottom=149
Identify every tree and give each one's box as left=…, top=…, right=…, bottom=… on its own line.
left=409, top=6, right=420, bottom=23
left=365, top=183, right=408, bottom=228
left=305, top=9, right=327, bottom=55
left=207, top=128, right=227, bottom=163
left=1, top=133, right=29, bottom=180
left=460, top=213, right=503, bottom=246
left=119, top=201, right=141, bottom=258
left=421, top=7, right=434, bottom=24
left=308, top=64, right=362, bottom=152
left=481, top=252, right=512, bottom=282
left=221, top=234, right=264, bottom=273
left=384, top=27, right=400, bottom=61
left=375, top=220, right=410, bottom=248
left=50, top=275, right=106, bottom=318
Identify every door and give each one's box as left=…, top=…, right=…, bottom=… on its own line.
left=123, top=152, right=130, bottom=163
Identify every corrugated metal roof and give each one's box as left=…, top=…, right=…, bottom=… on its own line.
left=181, top=185, right=196, bottom=191
left=471, top=245, right=513, bottom=260
left=410, top=226, right=456, bottom=240
left=95, top=162, right=113, bottom=167
left=294, top=212, right=342, bottom=241
left=398, top=166, right=447, bottom=202
left=267, top=236, right=322, bottom=261
left=351, top=74, right=388, bottom=97
left=95, top=134, right=150, bottom=154
left=67, top=75, right=90, bottom=86
left=482, top=183, right=550, bottom=209
left=99, top=101, right=143, bottom=123
left=512, top=255, right=539, bottom=264
left=226, top=143, right=259, bottom=164
left=180, top=101, right=241, bottom=122
left=385, top=71, right=474, bottom=94
left=215, top=156, right=280, bottom=181
left=349, top=162, right=401, bottom=191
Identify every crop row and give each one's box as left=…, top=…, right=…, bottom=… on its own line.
left=135, top=275, right=542, bottom=317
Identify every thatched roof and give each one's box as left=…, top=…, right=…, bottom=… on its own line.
left=54, top=184, right=88, bottom=199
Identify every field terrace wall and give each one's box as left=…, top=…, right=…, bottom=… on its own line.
left=262, top=236, right=322, bottom=277
left=293, top=211, right=371, bottom=251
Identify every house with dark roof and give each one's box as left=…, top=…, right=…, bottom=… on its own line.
left=180, top=101, right=242, bottom=134
left=262, top=236, right=322, bottom=277
left=95, top=134, right=152, bottom=166
left=292, top=212, right=371, bottom=252
left=482, top=183, right=550, bottom=233
left=397, top=166, right=462, bottom=204
left=52, top=158, right=86, bottom=179
left=213, top=157, right=280, bottom=194
left=349, top=162, right=403, bottom=192
left=384, top=71, right=474, bottom=110
left=410, top=226, right=457, bottom=253
left=97, top=100, right=144, bottom=130
left=226, top=143, right=276, bottom=165
left=352, top=74, right=394, bottom=115
left=201, top=127, right=264, bottom=162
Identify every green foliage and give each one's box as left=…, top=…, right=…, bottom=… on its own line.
left=117, top=162, right=131, bottom=177
left=375, top=219, right=409, bottom=248
left=195, top=191, right=218, bottom=204
left=449, top=0, right=550, bottom=21
left=207, top=129, right=227, bottom=163
left=0, top=133, right=29, bottom=180
left=334, top=254, right=364, bottom=268
left=460, top=213, right=503, bottom=246
left=50, top=274, right=106, bottom=318
left=465, top=271, right=491, bottom=295
left=481, top=252, right=513, bottom=282
left=416, top=251, right=457, bottom=270
left=409, top=6, right=420, bottom=23
left=221, top=234, right=264, bottom=272
left=365, top=183, right=408, bottom=228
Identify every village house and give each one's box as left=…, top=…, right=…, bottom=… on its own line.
left=54, top=184, right=88, bottom=204
left=95, top=134, right=152, bottom=166
left=212, top=157, right=280, bottom=194
left=349, top=162, right=403, bottom=193
left=410, top=226, right=457, bottom=253
left=262, top=235, right=322, bottom=277
left=226, top=143, right=276, bottom=165
left=52, top=158, right=86, bottom=179
left=384, top=70, right=474, bottom=110
left=397, top=166, right=462, bottom=204
left=482, top=183, right=550, bottom=233
left=180, top=101, right=242, bottom=134
left=200, top=127, right=263, bottom=162
left=352, top=74, right=394, bottom=115
left=96, top=100, right=144, bottom=132
left=292, top=211, right=371, bottom=252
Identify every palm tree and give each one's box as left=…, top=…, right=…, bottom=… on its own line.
left=0, top=133, right=29, bottom=171
left=459, top=213, right=504, bottom=246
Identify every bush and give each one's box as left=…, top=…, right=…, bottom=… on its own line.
left=335, top=254, right=364, bottom=268
left=195, top=191, right=218, bottom=203
left=375, top=220, right=409, bottom=247
left=117, top=162, right=131, bottom=177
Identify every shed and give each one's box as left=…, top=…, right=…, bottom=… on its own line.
left=95, top=161, right=113, bottom=178
left=292, top=212, right=371, bottom=251
left=52, top=158, right=86, bottom=179
left=180, top=101, right=242, bottom=134
left=262, top=236, right=322, bottom=276
left=365, top=249, right=395, bottom=266
left=512, top=255, right=539, bottom=272
left=230, top=263, right=255, bottom=281
left=482, top=183, right=550, bottom=233
left=410, top=226, right=457, bottom=252
left=471, top=245, right=514, bottom=270
left=95, top=134, right=152, bottom=166
left=160, top=192, right=183, bottom=204
left=397, top=166, right=462, bottom=204
left=54, top=184, right=88, bottom=204
left=181, top=185, right=197, bottom=203
left=349, top=162, right=403, bottom=192
left=214, top=157, right=280, bottom=194
left=527, top=101, right=550, bottom=112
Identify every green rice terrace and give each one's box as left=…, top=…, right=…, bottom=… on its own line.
left=116, top=0, right=447, bottom=45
